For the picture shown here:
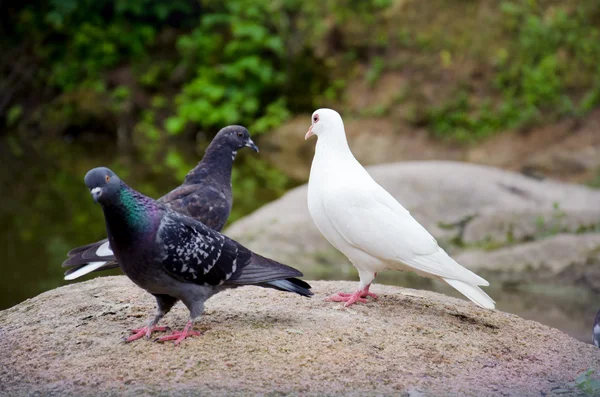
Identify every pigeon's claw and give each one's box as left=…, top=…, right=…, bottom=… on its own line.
left=125, top=325, right=170, bottom=342
left=155, top=321, right=200, bottom=345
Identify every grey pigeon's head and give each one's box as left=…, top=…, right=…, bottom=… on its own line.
left=84, top=167, right=122, bottom=204
left=305, top=108, right=344, bottom=141
left=213, top=125, right=258, bottom=153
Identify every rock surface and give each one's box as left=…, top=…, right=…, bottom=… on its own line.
left=1, top=277, right=598, bottom=396
left=226, top=161, right=600, bottom=281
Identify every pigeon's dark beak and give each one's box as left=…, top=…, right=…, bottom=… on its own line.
left=90, top=187, right=102, bottom=203
left=245, top=139, right=259, bottom=153
left=305, top=125, right=314, bottom=140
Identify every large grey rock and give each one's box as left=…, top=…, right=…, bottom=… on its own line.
left=456, top=234, right=600, bottom=283
left=1, top=277, right=598, bottom=396
left=226, top=161, right=600, bottom=279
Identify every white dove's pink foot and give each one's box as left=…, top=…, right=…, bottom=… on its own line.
left=156, top=321, right=200, bottom=345
left=326, top=284, right=378, bottom=307
left=336, top=291, right=379, bottom=300
left=125, top=325, right=169, bottom=342
left=327, top=291, right=368, bottom=306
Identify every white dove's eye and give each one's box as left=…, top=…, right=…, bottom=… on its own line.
left=313, top=114, right=319, bottom=123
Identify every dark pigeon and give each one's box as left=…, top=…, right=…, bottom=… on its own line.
left=594, top=309, right=600, bottom=348
left=63, top=125, right=258, bottom=280
left=67, top=167, right=312, bottom=345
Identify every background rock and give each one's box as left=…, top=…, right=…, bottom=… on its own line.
left=455, top=234, right=600, bottom=284
left=1, top=277, right=598, bottom=397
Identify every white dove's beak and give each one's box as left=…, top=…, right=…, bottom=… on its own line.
left=305, top=125, right=314, bottom=140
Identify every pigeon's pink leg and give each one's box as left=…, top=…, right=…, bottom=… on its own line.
left=125, top=325, right=170, bottom=342
left=156, top=320, right=201, bottom=345
left=326, top=281, right=378, bottom=307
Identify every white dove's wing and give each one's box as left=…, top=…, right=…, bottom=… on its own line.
left=322, top=183, right=488, bottom=286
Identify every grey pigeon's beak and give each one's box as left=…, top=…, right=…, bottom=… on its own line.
left=305, top=125, right=314, bottom=140
left=90, top=187, right=102, bottom=203
left=245, top=139, right=259, bottom=153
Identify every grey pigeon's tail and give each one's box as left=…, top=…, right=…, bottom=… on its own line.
left=228, top=251, right=313, bottom=296
left=63, top=261, right=120, bottom=280
left=261, top=278, right=313, bottom=297
left=63, top=239, right=115, bottom=264
left=62, top=239, right=119, bottom=280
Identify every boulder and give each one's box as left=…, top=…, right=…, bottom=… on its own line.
left=1, top=277, right=598, bottom=396
left=456, top=234, right=600, bottom=284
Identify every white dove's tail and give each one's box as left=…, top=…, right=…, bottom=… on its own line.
left=443, top=278, right=495, bottom=309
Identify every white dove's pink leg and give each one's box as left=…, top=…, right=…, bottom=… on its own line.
left=326, top=272, right=377, bottom=306
left=337, top=284, right=379, bottom=299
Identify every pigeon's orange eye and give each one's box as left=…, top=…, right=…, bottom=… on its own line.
left=105, top=175, right=110, bottom=183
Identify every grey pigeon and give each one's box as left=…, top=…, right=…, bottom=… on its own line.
left=594, top=309, right=600, bottom=347
left=63, top=126, right=258, bottom=280
left=69, top=167, right=312, bottom=345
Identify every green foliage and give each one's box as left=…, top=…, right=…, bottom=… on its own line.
left=6, top=105, right=23, bottom=127
left=167, top=1, right=287, bottom=135
left=19, top=0, right=192, bottom=91
left=427, top=92, right=522, bottom=143
left=427, top=0, right=600, bottom=143
left=9, top=0, right=346, bottom=138
left=5, top=0, right=600, bottom=145
left=570, top=369, right=600, bottom=396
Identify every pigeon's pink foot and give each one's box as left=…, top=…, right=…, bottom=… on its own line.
left=125, top=325, right=169, bottom=342
left=156, top=321, right=200, bottom=345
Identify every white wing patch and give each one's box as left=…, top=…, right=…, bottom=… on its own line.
left=95, top=241, right=113, bottom=257
left=64, top=261, right=108, bottom=281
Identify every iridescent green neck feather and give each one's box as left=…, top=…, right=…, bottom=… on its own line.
left=117, top=187, right=152, bottom=230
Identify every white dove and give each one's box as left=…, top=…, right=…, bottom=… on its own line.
left=305, top=108, right=495, bottom=309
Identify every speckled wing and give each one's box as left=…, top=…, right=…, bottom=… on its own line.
left=157, top=211, right=306, bottom=287
left=159, top=184, right=230, bottom=232
left=157, top=212, right=247, bottom=286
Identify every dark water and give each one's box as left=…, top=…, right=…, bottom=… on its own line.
left=0, top=135, right=597, bottom=345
